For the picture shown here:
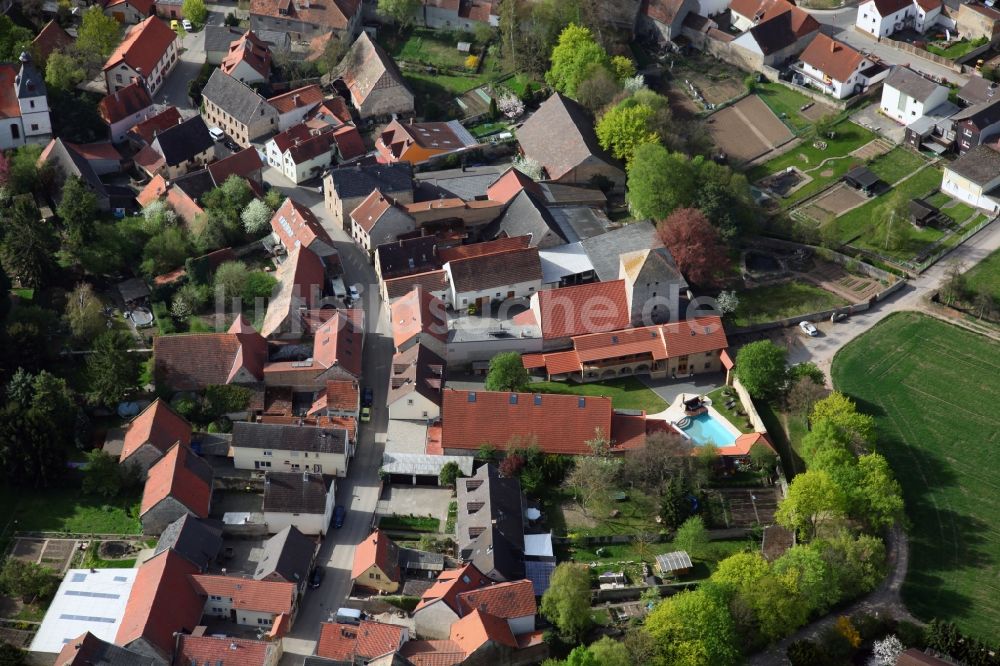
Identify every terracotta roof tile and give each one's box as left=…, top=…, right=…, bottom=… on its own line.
left=106, top=0, right=155, bottom=14
left=351, top=529, right=400, bottom=581
left=415, top=564, right=489, bottom=612
left=268, top=84, right=324, bottom=115
left=390, top=285, right=448, bottom=349
left=351, top=189, right=396, bottom=233
left=250, top=0, right=360, bottom=30
left=317, top=620, right=406, bottom=661
left=153, top=317, right=267, bottom=391
left=309, top=379, right=359, bottom=415
left=437, top=235, right=531, bottom=263
left=189, top=575, right=296, bottom=614
left=331, top=124, right=366, bottom=160
left=207, top=147, right=263, bottom=185
left=221, top=31, right=272, bottom=79
left=485, top=167, right=542, bottom=204
left=398, top=639, right=466, bottom=666
left=270, top=197, right=333, bottom=252
left=103, top=16, right=177, bottom=77
left=99, top=80, right=153, bottom=125
left=140, top=442, right=213, bottom=517
left=799, top=33, right=865, bottom=83
left=312, top=310, right=364, bottom=378
left=643, top=0, right=688, bottom=25
left=31, top=20, right=73, bottom=64
left=338, top=32, right=411, bottom=109
left=121, top=399, right=192, bottom=462
left=533, top=280, right=630, bottom=339
left=449, top=609, right=516, bottom=654
left=456, top=579, right=536, bottom=619
left=129, top=106, right=182, bottom=144
left=441, top=389, right=613, bottom=455
left=174, top=635, right=277, bottom=666
left=385, top=269, right=448, bottom=300
left=611, top=413, right=649, bottom=451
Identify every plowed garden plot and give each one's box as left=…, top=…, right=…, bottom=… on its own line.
left=706, top=95, right=794, bottom=162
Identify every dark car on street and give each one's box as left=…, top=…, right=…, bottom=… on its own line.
left=362, top=387, right=373, bottom=407
left=333, top=505, right=346, bottom=529
left=309, top=566, right=324, bottom=589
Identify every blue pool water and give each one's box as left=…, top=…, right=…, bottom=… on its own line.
left=681, top=413, right=737, bottom=447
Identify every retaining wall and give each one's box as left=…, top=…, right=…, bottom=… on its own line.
left=732, top=377, right=768, bottom=433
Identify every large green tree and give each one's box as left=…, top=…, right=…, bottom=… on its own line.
left=44, top=51, right=86, bottom=91
left=76, top=6, right=122, bottom=65
left=595, top=102, right=657, bottom=163
left=86, top=330, right=139, bottom=406
left=58, top=175, right=99, bottom=248
left=65, top=283, right=107, bottom=343
left=182, top=0, right=208, bottom=25
left=0, top=370, right=76, bottom=488
left=734, top=340, right=787, bottom=400
left=776, top=469, right=846, bottom=541
left=540, top=563, right=593, bottom=640
left=854, top=453, right=904, bottom=529
left=81, top=449, right=125, bottom=498
left=1, top=201, right=57, bottom=288
left=673, top=516, right=709, bottom=559
left=377, top=0, right=420, bottom=29
left=626, top=144, right=695, bottom=220
left=484, top=351, right=529, bottom=392
left=645, top=583, right=741, bottom=666
left=810, top=392, right=876, bottom=447
left=545, top=24, right=610, bottom=98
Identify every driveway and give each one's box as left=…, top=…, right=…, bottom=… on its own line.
left=640, top=371, right=728, bottom=407
left=154, top=9, right=225, bottom=114
left=377, top=486, right=454, bottom=530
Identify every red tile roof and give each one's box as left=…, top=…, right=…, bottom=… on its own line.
left=415, top=564, right=490, bottom=612
left=390, top=285, right=448, bottom=349
left=486, top=167, right=542, bottom=204
left=121, top=399, right=192, bottom=463
left=140, top=442, right=212, bottom=517
left=332, top=124, right=366, bottom=160
left=317, top=620, right=406, bottom=661
left=174, top=635, right=277, bottom=666
left=398, top=639, right=466, bottom=666
left=799, top=33, right=865, bottom=83
left=456, top=579, right=536, bottom=619
left=189, top=575, right=296, bottom=614
left=153, top=316, right=268, bottom=391
left=730, top=432, right=776, bottom=457
left=130, top=106, right=182, bottom=145
left=99, top=80, right=153, bottom=125
left=449, top=609, right=517, bottom=654
left=0, top=65, right=21, bottom=120
left=250, top=0, right=360, bottom=30
left=643, top=0, right=688, bottom=25
left=441, top=389, right=613, bottom=455
left=116, top=550, right=203, bottom=656
left=351, top=189, right=395, bottom=233
left=103, top=16, right=177, bottom=76
left=611, top=412, right=649, bottom=451
left=66, top=141, right=122, bottom=163
left=133, top=143, right=165, bottom=174
left=308, top=379, right=359, bottom=415
left=532, top=280, right=630, bottom=339
left=32, top=20, right=74, bottom=63
left=270, top=197, right=333, bottom=252
left=287, top=131, right=336, bottom=164
left=313, top=310, right=364, bottom=378
left=721, top=348, right=734, bottom=370
left=207, top=147, right=263, bottom=185
left=106, top=0, right=156, bottom=14
left=351, top=529, right=400, bottom=581
left=385, top=269, right=448, bottom=300
left=437, top=235, right=531, bottom=263
left=221, top=31, right=272, bottom=79
left=261, top=244, right=327, bottom=336
left=268, top=84, right=324, bottom=115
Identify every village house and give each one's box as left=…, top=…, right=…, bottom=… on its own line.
left=402, top=608, right=547, bottom=665
left=325, top=162, right=414, bottom=231
left=263, top=471, right=336, bottom=536
left=637, top=0, right=694, bottom=43
left=390, top=286, right=448, bottom=358
left=232, top=421, right=351, bottom=476
left=249, top=0, right=362, bottom=41
left=39, top=138, right=129, bottom=212
left=880, top=66, right=949, bottom=125
left=260, top=245, right=327, bottom=339
left=620, top=247, right=689, bottom=325
left=952, top=97, right=1000, bottom=154
left=516, top=93, right=625, bottom=191
left=855, top=0, right=942, bottom=37
left=317, top=620, right=408, bottom=662
left=376, top=237, right=442, bottom=301
left=98, top=79, right=154, bottom=143
left=334, top=32, right=414, bottom=120
left=102, top=16, right=178, bottom=95
left=375, top=119, right=479, bottom=165
left=31, top=20, right=73, bottom=67
left=794, top=33, right=884, bottom=99
left=270, top=197, right=338, bottom=258
left=139, top=442, right=213, bottom=535
left=349, top=189, right=417, bottom=252
left=956, top=2, right=1000, bottom=43
left=261, top=309, right=365, bottom=390
left=103, top=0, right=156, bottom=24
left=515, top=280, right=631, bottom=351
left=205, top=26, right=250, bottom=64
left=941, top=144, right=1000, bottom=213
left=175, top=635, right=282, bottom=666
left=153, top=316, right=268, bottom=392
left=413, top=564, right=491, bottom=639
left=0, top=52, right=51, bottom=151
left=220, top=30, right=272, bottom=85
left=127, top=106, right=181, bottom=146
left=201, top=70, right=279, bottom=147
left=266, top=123, right=339, bottom=184
left=119, top=399, right=193, bottom=474
left=307, top=379, right=360, bottom=419
left=729, top=0, right=820, bottom=68
left=269, top=84, right=325, bottom=131
left=455, top=464, right=527, bottom=582
left=443, top=246, right=542, bottom=311
left=419, top=0, right=499, bottom=30
left=482, top=190, right=571, bottom=249
left=254, top=525, right=316, bottom=594
left=53, top=633, right=155, bottom=666
left=189, top=575, right=296, bottom=630
left=153, top=514, right=223, bottom=572
left=387, top=344, right=446, bottom=421
left=351, top=529, right=402, bottom=594
left=140, top=114, right=216, bottom=178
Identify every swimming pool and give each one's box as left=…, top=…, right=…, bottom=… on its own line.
left=680, top=412, right=737, bottom=447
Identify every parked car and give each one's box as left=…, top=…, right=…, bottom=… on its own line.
left=170, top=19, right=179, bottom=29
left=348, top=285, right=360, bottom=302
left=309, top=566, right=324, bottom=589
left=831, top=312, right=848, bottom=322
left=799, top=321, right=819, bottom=337
left=333, top=505, right=346, bottom=529
left=360, top=406, right=371, bottom=422
left=182, top=19, right=193, bottom=31
left=208, top=127, right=225, bottom=142
left=362, top=387, right=373, bottom=407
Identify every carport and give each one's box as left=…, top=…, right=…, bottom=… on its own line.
left=380, top=452, right=474, bottom=485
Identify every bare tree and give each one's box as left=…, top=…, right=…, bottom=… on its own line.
left=938, top=262, right=966, bottom=306
left=564, top=457, right=617, bottom=516
left=620, top=430, right=693, bottom=492
left=786, top=376, right=829, bottom=416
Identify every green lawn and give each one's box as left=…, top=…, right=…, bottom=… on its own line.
left=755, top=82, right=817, bottom=133
left=379, top=28, right=477, bottom=69
left=755, top=401, right=808, bottom=478
left=2, top=487, right=141, bottom=535
left=529, top=378, right=668, bottom=413
left=925, top=37, right=988, bottom=59
left=563, top=487, right=661, bottom=537
left=750, top=120, right=877, bottom=206
left=705, top=387, right=755, bottom=434
left=729, top=281, right=849, bottom=328
left=825, top=166, right=943, bottom=258
left=867, top=147, right=929, bottom=186
left=963, top=247, right=1000, bottom=300
left=832, top=312, right=1000, bottom=640
left=378, top=515, right=441, bottom=533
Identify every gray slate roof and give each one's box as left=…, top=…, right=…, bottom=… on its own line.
left=254, top=525, right=315, bottom=584
left=56, top=632, right=156, bottom=666
left=484, top=190, right=566, bottom=246
left=202, top=68, right=272, bottom=125
left=16, top=52, right=46, bottom=99
left=233, top=421, right=348, bottom=454
left=263, top=472, right=330, bottom=514
left=151, top=115, right=214, bottom=168
left=946, top=144, right=1000, bottom=185
left=154, top=514, right=223, bottom=570
left=327, top=162, right=414, bottom=200
left=579, top=219, right=665, bottom=281
left=414, top=163, right=509, bottom=201
left=885, top=66, right=944, bottom=103
left=456, top=465, right=525, bottom=580
left=203, top=25, right=246, bottom=53
left=957, top=75, right=1000, bottom=106
left=44, top=138, right=109, bottom=202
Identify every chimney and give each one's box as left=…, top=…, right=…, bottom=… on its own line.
left=292, top=94, right=300, bottom=107
left=830, top=40, right=836, bottom=52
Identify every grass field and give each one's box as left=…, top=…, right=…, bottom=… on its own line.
left=379, top=28, right=477, bottom=69
left=925, top=37, right=988, bottom=59
left=729, top=281, right=849, bottom=327
left=962, top=247, right=1000, bottom=300
left=0, top=487, right=141, bottom=535
left=867, top=148, right=929, bottom=186
left=750, top=120, right=876, bottom=206
left=529, top=378, right=668, bottom=413
left=832, top=312, right=1000, bottom=640
left=705, top=387, right=755, bottom=434
left=755, top=82, right=817, bottom=132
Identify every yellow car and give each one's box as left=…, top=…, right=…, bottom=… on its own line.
left=170, top=19, right=179, bottom=30
left=361, top=407, right=371, bottom=423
